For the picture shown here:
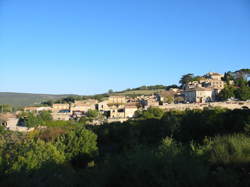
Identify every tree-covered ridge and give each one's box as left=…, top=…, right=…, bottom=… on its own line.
left=1, top=107, right=250, bottom=186
left=218, top=70, right=250, bottom=101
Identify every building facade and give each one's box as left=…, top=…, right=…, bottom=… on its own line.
left=184, top=87, right=213, bottom=103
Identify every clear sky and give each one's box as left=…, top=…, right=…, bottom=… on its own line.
left=0, top=0, right=249, bottom=95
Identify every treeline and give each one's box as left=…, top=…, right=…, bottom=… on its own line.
left=218, top=76, right=250, bottom=101
left=18, top=110, right=102, bottom=128
left=0, top=107, right=250, bottom=186
left=123, top=84, right=179, bottom=91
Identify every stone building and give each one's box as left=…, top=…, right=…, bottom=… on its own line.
left=184, top=87, right=213, bottom=103
left=71, top=99, right=98, bottom=112
left=206, top=72, right=224, bottom=81
left=97, top=100, right=110, bottom=112
left=51, top=113, right=71, bottom=121
left=108, top=105, right=126, bottom=119
left=52, top=103, right=70, bottom=112
left=183, top=72, right=225, bottom=102
left=185, top=81, right=200, bottom=89
left=201, top=79, right=224, bottom=90
left=97, top=98, right=139, bottom=119
left=124, top=104, right=138, bottom=118
left=108, top=96, right=126, bottom=105
left=141, top=95, right=159, bottom=108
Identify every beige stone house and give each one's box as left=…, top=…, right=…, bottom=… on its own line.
left=206, top=72, right=224, bottom=80
left=71, top=99, right=98, bottom=112
left=141, top=96, right=159, bottom=108
left=185, top=81, right=200, bottom=89
left=201, top=79, right=225, bottom=90
left=108, top=96, right=126, bottom=105
left=51, top=113, right=71, bottom=121
left=184, top=87, right=213, bottom=103
left=124, top=104, right=138, bottom=118
left=97, top=97, right=139, bottom=119
left=97, top=100, right=110, bottom=111
left=183, top=72, right=225, bottom=103
left=109, top=105, right=126, bottom=119
left=52, top=103, right=70, bottom=112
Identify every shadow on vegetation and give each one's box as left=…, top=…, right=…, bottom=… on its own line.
left=1, top=108, right=250, bottom=186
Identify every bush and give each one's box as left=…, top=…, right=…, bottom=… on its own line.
left=36, top=127, right=67, bottom=142
left=88, top=140, right=209, bottom=187
left=1, top=139, right=65, bottom=175
left=135, top=107, right=164, bottom=120
left=42, top=120, right=81, bottom=127
left=206, top=134, right=250, bottom=167
left=55, top=127, right=98, bottom=162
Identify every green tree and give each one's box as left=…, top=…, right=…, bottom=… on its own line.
left=206, top=134, right=250, bottom=166
left=41, top=100, right=53, bottom=106
left=108, top=89, right=114, bottom=94
left=235, top=86, right=250, bottom=101
left=135, top=107, right=164, bottom=120
left=179, top=73, right=194, bottom=87
left=79, top=116, right=90, bottom=125
left=20, top=112, right=42, bottom=128
left=218, top=86, right=236, bottom=100
left=39, top=111, right=53, bottom=122
left=55, top=127, right=98, bottom=161
left=222, top=71, right=234, bottom=84
left=1, top=139, right=65, bottom=174
left=164, top=96, right=174, bottom=104
left=86, top=109, right=99, bottom=119
left=235, top=78, right=248, bottom=87
left=161, top=111, right=183, bottom=136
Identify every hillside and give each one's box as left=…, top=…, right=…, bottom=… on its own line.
left=0, top=92, right=76, bottom=107
left=114, top=89, right=166, bottom=96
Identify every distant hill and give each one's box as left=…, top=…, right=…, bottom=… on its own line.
left=0, top=89, right=167, bottom=107
left=0, top=92, right=77, bottom=107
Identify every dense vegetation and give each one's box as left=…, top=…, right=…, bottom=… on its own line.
left=1, top=107, right=250, bottom=186
left=218, top=76, right=250, bottom=101
left=123, top=84, right=179, bottom=91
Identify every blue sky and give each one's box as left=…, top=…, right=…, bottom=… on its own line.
left=0, top=0, right=249, bottom=95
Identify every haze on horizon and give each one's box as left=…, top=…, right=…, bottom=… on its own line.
left=1, top=0, right=249, bottom=95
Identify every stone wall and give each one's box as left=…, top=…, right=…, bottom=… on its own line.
left=51, top=113, right=71, bottom=121
left=159, top=101, right=250, bottom=111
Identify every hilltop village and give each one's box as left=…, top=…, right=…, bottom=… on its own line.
left=22, top=72, right=250, bottom=125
